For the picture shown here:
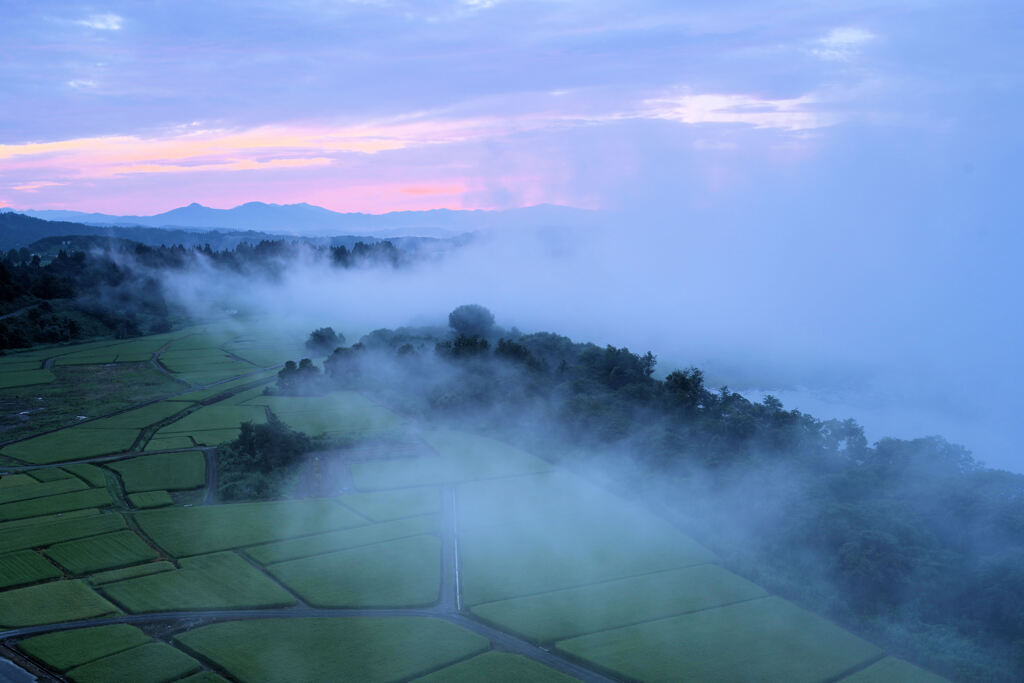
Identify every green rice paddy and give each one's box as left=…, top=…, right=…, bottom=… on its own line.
left=267, top=534, right=440, bottom=607
left=100, top=552, right=296, bottom=612
left=0, top=329, right=949, bottom=683
left=17, top=624, right=151, bottom=672
left=44, top=530, right=160, bottom=575
left=174, top=618, right=490, bottom=682
left=108, top=451, right=206, bottom=492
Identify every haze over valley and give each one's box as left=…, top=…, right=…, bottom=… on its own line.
left=1, top=1, right=1022, bottom=682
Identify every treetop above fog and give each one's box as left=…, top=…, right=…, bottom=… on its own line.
left=448, top=304, right=495, bottom=338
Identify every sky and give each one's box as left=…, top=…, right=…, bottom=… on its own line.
left=2, top=1, right=1024, bottom=468
left=0, top=1, right=1017, bottom=214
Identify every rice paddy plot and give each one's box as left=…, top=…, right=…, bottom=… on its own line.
left=77, top=401, right=190, bottom=430
left=160, top=404, right=267, bottom=434
left=174, top=617, right=490, bottom=683
left=0, top=487, right=114, bottom=522
left=65, top=642, right=201, bottom=683
left=0, top=508, right=99, bottom=532
left=0, top=579, right=120, bottom=627
left=0, top=475, right=36, bottom=488
left=472, top=564, right=767, bottom=643
left=26, top=468, right=75, bottom=482
left=0, top=477, right=86, bottom=504
left=107, top=451, right=206, bottom=492
left=144, top=436, right=197, bottom=451
left=44, top=530, right=160, bottom=575
left=134, top=499, right=366, bottom=556
left=456, top=470, right=628, bottom=535
left=339, top=487, right=441, bottom=522
left=17, top=624, right=151, bottom=672
left=0, top=426, right=139, bottom=464
left=246, top=391, right=402, bottom=438
left=0, top=359, right=45, bottom=372
left=414, top=652, right=578, bottom=683
left=267, top=534, right=440, bottom=607
left=165, top=372, right=277, bottom=403
left=101, top=551, right=296, bottom=612
left=0, top=550, right=63, bottom=589
left=0, top=369, right=56, bottom=389
left=245, top=514, right=439, bottom=565
left=61, top=463, right=108, bottom=487
left=87, top=561, right=175, bottom=586
left=128, top=490, right=173, bottom=508
left=840, top=656, right=948, bottom=682
left=178, top=672, right=231, bottom=683
left=459, top=511, right=717, bottom=606
left=556, top=596, right=883, bottom=683
left=0, top=513, right=125, bottom=554
left=351, top=430, right=551, bottom=490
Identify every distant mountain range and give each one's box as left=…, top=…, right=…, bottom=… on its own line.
left=0, top=211, right=463, bottom=253
left=16, top=202, right=600, bottom=239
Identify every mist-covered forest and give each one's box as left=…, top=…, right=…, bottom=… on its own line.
left=206, top=302, right=1024, bottom=681
left=0, top=231, right=404, bottom=349
left=3, top=230, right=1023, bottom=680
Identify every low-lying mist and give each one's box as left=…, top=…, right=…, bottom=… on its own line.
left=155, top=208, right=1020, bottom=473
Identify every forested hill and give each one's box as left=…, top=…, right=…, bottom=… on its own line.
left=0, top=233, right=407, bottom=350
left=0, top=211, right=460, bottom=252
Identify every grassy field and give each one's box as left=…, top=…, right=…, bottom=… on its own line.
left=65, top=642, right=202, bottom=683
left=44, top=530, right=160, bottom=575
left=175, top=617, right=490, bottom=682
left=0, top=427, right=139, bottom=464
left=0, top=579, right=121, bottom=627
left=0, top=487, right=114, bottom=522
left=267, top=534, right=440, bottom=607
left=414, top=652, right=577, bottom=682
left=108, top=451, right=206, bottom=492
left=245, top=514, right=439, bottom=564
left=0, top=513, right=125, bottom=554
left=134, top=499, right=367, bottom=557
left=17, top=624, right=152, bottom=672
left=472, top=564, right=768, bottom=643
left=100, top=551, right=296, bottom=612
left=0, top=549, right=63, bottom=589
left=556, top=596, right=883, bottom=682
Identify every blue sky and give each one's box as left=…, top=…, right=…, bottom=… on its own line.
left=2, top=1, right=1018, bottom=213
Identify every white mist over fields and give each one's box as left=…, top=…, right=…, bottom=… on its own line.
left=160, top=119, right=1023, bottom=471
